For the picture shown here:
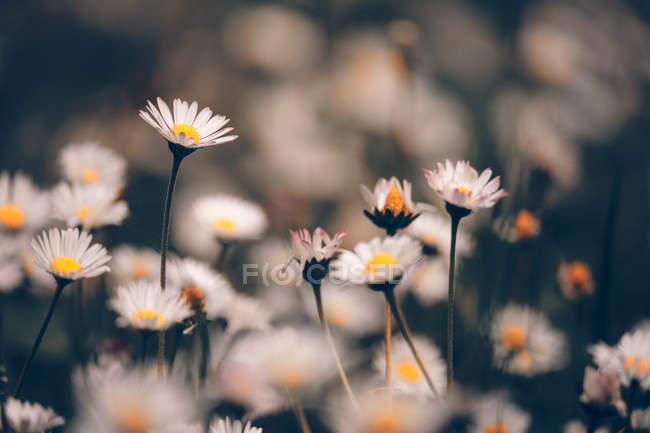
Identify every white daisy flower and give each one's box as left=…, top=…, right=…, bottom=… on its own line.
left=328, top=387, right=440, bottom=433
left=632, top=408, right=650, bottom=431
left=59, top=141, right=127, bottom=188
left=405, top=211, right=474, bottom=260
left=108, top=281, right=192, bottom=331
left=31, top=228, right=111, bottom=282
left=0, top=234, right=24, bottom=292
left=471, top=394, right=530, bottom=433
left=330, top=235, right=421, bottom=289
left=490, top=304, right=568, bottom=376
left=108, top=245, right=160, bottom=287
left=192, top=195, right=267, bottom=242
left=360, top=177, right=419, bottom=234
left=558, top=260, right=594, bottom=300
left=212, top=417, right=263, bottom=433
left=139, top=97, right=238, bottom=149
left=222, top=293, right=271, bottom=334
left=22, top=244, right=57, bottom=295
left=228, top=326, right=336, bottom=397
left=72, top=365, right=193, bottom=433
left=167, top=258, right=234, bottom=319
left=563, top=420, right=608, bottom=433
left=3, top=397, right=65, bottom=433
left=580, top=366, right=626, bottom=417
left=302, top=281, right=383, bottom=336
left=373, top=334, right=447, bottom=395
left=287, top=227, right=346, bottom=274
left=51, top=182, right=128, bottom=230
left=590, top=327, right=650, bottom=389
left=0, top=171, right=50, bottom=232
left=424, top=160, right=508, bottom=210
left=402, top=258, right=448, bottom=306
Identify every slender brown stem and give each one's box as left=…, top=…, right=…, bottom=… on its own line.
left=385, top=301, right=392, bottom=390
left=384, top=288, right=439, bottom=396
left=293, top=396, right=312, bottom=433
left=447, top=214, right=460, bottom=390
left=312, top=283, right=359, bottom=412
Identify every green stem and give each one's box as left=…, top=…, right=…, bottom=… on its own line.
left=384, top=288, right=439, bottom=396
left=447, top=214, right=460, bottom=390
left=15, top=279, right=67, bottom=397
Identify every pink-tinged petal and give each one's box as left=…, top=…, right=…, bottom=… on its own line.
left=482, top=176, right=501, bottom=195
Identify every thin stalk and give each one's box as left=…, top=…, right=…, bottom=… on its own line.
left=215, top=242, right=231, bottom=271
left=167, top=326, right=184, bottom=369
left=385, top=301, right=391, bottom=391
left=384, top=289, right=439, bottom=396
left=288, top=391, right=312, bottom=433
left=197, top=315, right=210, bottom=383
left=15, top=279, right=67, bottom=397
left=311, top=283, right=360, bottom=412
left=158, top=151, right=184, bottom=375
left=447, top=214, right=461, bottom=390
left=139, top=331, right=150, bottom=364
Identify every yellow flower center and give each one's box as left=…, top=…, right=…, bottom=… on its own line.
left=180, top=286, right=206, bottom=313
left=118, top=406, right=150, bottom=433
left=484, top=422, right=508, bottom=433
left=329, top=309, right=348, bottom=328
left=568, top=262, right=592, bottom=290
left=77, top=205, right=90, bottom=220
left=281, top=371, right=306, bottom=388
left=369, top=413, right=403, bottom=433
left=50, top=256, right=81, bottom=274
left=0, top=203, right=25, bottom=229
left=132, top=259, right=147, bottom=279
left=455, top=186, right=473, bottom=200
left=366, top=253, right=399, bottom=278
left=81, top=167, right=98, bottom=183
left=396, top=360, right=421, bottom=383
left=514, top=210, right=539, bottom=239
left=212, top=218, right=236, bottom=233
left=384, top=185, right=410, bottom=215
left=171, top=124, right=200, bottom=144
left=501, top=325, right=526, bottom=351
left=133, top=309, right=167, bottom=327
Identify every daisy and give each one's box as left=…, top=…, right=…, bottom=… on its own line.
left=471, top=394, right=530, bottom=433
left=590, top=327, right=650, bottom=389
left=632, top=409, right=650, bottom=431
left=405, top=211, right=474, bottom=260
left=109, top=245, right=160, bottom=287
left=167, top=258, right=234, bottom=319
left=330, top=235, right=421, bottom=290
left=360, top=177, right=419, bottom=235
left=221, top=293, right=271, bottom=334
left=424, top=160, right=508, bottom=212
left=402, top=258, right=448, bottom=306
left=31, top=228, right=111, bottom=282
left=109, top=281, right=193, bottom=331
left=0, top=171, right=50, bottom=232
left=580, top=366, right=626, bottom=417
left=51, top=182, right=128, bottom=230
left=558, top=260, right=594, bottom=300
left=494, top=209, right=541, bottom=243
left=192, top=195, right=268, bottom=242
left=3, top=397, right=65, bottom=433
left=287, top=227, right=346, bottom=283
left=228, top=326, right=336, bottom=398
left=139, top=97, right=238, bottom=149
left=212, top=418, right=263, bottom=433
left=59, top=141, right=127, bottom=188
left=0, top=234, right=24, bottom=292
left=490, top=304, right=568, bottom=376
left=373, top=334, right=447, bottom=395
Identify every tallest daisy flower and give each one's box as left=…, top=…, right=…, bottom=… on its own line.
left=139, top=97, right=238, bottom=374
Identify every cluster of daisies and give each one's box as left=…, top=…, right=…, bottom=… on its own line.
left=0, top=97, right=648, bottom=433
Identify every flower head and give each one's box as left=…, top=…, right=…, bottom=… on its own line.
left=139, top=97, right=238, bottom=149
left=424, top=160, right=508, bottom=211
left=51, top=182, right=128, bottom=230
left=192, top=195, right=268, bottom=242
left=558, top=260, right=594, bottom=300
left=31, top=228, right=111, bottom=282
left=361, top=177, right=419, bottom=234
left=580, top=366, right=626, bottom=417
left=3, top=397, right=65, bottom=433
left=221, top=293, right=271, bottom=334
left=109, top=245, right=159, bottom=286
left=405, top=211, right=474, bottom=259
left=109, top=281, right=193, bottom=331
left=59, top=141, right=127, bottom=188
left=0, top=172, right=50, bottom=233
left=471, top=394, right=530, bottom=433
left=590, top=327, right=650, bottom=389
left=211, top=417, right=262, bottom=433
left=287, top=227, right=346, bottom=284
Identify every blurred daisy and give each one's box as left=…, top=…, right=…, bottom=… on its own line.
left=139, top=97, right=237, bottom=149
left=490, top=304, right=568, bottom=376
left=590, top=327, right=650, bottom=389
left=402, top=258, right=448, bottom=305
left=59, top=141, right=127, bottom=188
left=51, top=182, right=128, bottom=230
left=632, top=409, right=650, bottom=431
left=109, top=245, right=160, bottom=286
left=167, top=258, right=234, bottom=319
left=330, top=235, right=421, bottom=289
left=0, top=234, right=24, bottom=292
left=0, top=171, right=50, bottom=232
left=31, top=228, right=111, bottom=282
left=302, top=281, right=383, bottom=336
left=373, top=334, right=447, bottom=395
left=151, top=422, right=202, bottom=433
left=564, top=420, right=608, bottom=433
left=361, top=177, right=419, bottom=235
left=222, top=293, right=271, bottom=334
left=424, top=160, right=508, bottom=211
left=580, top=366, right=626, bottom=417
left=3, top=397, right=65, bottom=433
left=558, top=260, right=594, bottom=300
left=287, top=227, right=346, bottom=278
left=405, top=211, right=474, bottom=260
left=109, top=281, right=192, bottom=331
left=229, top=327, right=336, bottom=398
left=494, top=210, right=541, bottom=243
left=192, top=195, right=267, bottom=242
left=212, top=417, right=262, bottom=433
left=471, top=394, right=530, bottom=433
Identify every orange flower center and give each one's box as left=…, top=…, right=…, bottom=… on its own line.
left=396, top=360, right=421, bottom=383
left=132, top=259, right=147, bottom=279
left=625, top=357, right=649, bottom=374
left=501, top=325, right=526, bottom=351
left=568, top=262, right=592, bottom=290
left=81, top=167, right=98, bottom=183
left=384, top=185, right=410, bottom=215
left=369, top=413, right=403, bottom=433
left=50, top=256, right=81, bottom=274
left=281, top=371, right=306, bottom=388
left=132, top=309, right=166, bottom=327
left=0, top=203, right=25, bottom=229
left=514, top=210, right=539, bottom=239
left=181, top=286, right=206, bottom=313
left=484, top=422, right=508, bottom=433
left=171, top=124, right=200, bottom=144
left=118, top=406, right=150, bottom=433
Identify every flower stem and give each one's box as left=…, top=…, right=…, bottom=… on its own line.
left=139, top=331, right=150, bottom=364
left=447, top=213, right=461, bottom=390
left=14, top=279, right=67, bottom=398
left=311, top=283, right=360, bottom=412
left=198, top=315, right=210, bottom=383
left=215, top=241, right=231, bottom=271
left=290, top=393, right=312, bottom=433
left=383, top=288, right=439, bottom=396
left=385, top=301, right=391, bottom=392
